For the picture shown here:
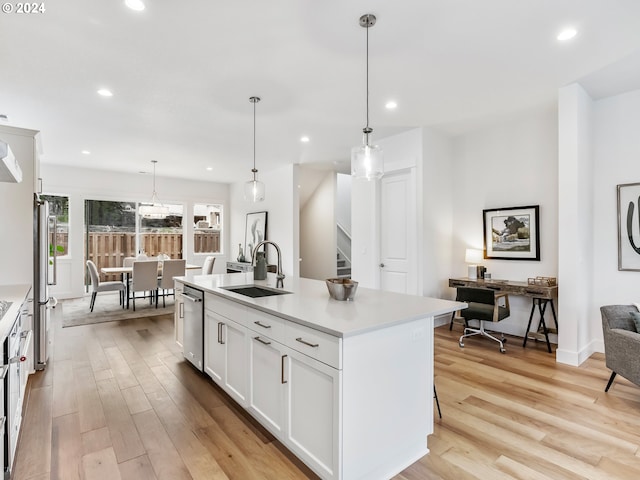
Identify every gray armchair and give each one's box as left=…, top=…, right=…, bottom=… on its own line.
left=600, top=305, right=640, bottom=391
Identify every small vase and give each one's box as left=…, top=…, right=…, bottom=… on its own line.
left=253, top=251, right=267, bottom=280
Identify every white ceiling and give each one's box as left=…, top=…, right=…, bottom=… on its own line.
left=2, top=0, right=640, bottom=183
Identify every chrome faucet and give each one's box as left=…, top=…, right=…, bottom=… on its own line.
left=252, top=240, right=285, bottom=288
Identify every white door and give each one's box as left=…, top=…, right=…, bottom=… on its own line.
left=379, top=169, right=417, bottom=294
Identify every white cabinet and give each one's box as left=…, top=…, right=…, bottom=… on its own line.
left=284, top=348, right=340, bottom=479
left=204, top=296, right=248, bottom=407
left=247, top=327, right=287, bottom=438
left=246, top=310, right=340, bottom=480
left=174, top=282, right=184, bottom=349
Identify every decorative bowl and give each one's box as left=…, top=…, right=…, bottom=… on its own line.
left=325, top=278, right=358, bottom=301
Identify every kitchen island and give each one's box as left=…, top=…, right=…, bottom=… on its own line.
left=175, top=272, right=464, bottom=480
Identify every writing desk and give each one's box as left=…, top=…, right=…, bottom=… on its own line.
left=448, top=277, right=558, bottom=353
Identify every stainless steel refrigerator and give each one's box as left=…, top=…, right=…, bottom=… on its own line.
left=33, top=193, right=56, bottom=370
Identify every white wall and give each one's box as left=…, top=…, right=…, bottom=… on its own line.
left=590, top=88, right=640, bottom=350
left=451, top=106, right=559, bottom=337
left=422, top=128, right=454, bottom=299
left=336, top=173, right=351, bottom=234
left=0, top=126, right=39, bottom=286
left=230, top=164, right=299, bottom=281
left=557, top=84, right=595, bottom=365
left=300, top=171, right=336, bottom=280
left=40, top=164, right=229, bottom=298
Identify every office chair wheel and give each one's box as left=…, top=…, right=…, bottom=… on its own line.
left=500, top=347, right=506, bottom=354
left=459, top=340, right=465, bottom=348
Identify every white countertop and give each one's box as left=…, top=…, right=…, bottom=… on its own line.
left=176, top=272, right=465, bottom=338
left=0, top=284, right=31, bottom=340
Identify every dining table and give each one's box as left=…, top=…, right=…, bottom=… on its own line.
left=101, top=262, right=201, bottom=309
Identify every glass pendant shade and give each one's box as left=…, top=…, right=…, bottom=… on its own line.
left=244, top=178, right=265, bottom=203
left=351, top=130, right=384, bottom=180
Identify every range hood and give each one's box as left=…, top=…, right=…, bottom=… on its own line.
left=0, top=140, right=22, bottom=183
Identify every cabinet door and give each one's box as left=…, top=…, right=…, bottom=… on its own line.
left=222, top=319, right=248, bottom=407
left=248, top=333, right=287, bottom=438
left=204, top=310, right=225, bottom=385
left=284, top=349, right=341, bottom=480
left=175, top=283, right=184, bottom=349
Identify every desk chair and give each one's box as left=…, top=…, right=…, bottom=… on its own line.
left=86, top=260, right=125, bottom=312
left=456, top=287, right=510, bottom=353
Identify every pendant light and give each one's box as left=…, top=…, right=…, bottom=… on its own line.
left=244, top=96, right=265, bottom=202
left=351, top=13, right=384, bottom=181
left=139, top=160, right=169, bottom=219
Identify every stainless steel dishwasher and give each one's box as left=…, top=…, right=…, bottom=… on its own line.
left=182, top=285, right=204, bottom=371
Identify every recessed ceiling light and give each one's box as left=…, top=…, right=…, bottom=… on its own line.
left=385, top=101, right=397, bottom=110
left=300, top=136, right=310, bottom=143
left=97, top=89, right=113, bottom=97
left=206, top=167, right=213, bottom=171
left=81, top=150, right=91, bottom=155
left=557, top=28, right=577, bottom=41
left=125, top=0, right=145, bottom=11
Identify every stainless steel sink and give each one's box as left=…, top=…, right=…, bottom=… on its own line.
left=221, top=285, right=292, bottom=298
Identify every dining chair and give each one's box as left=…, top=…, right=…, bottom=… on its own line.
left=86, top=260, right=126, bottom=312
left=130, top=260, right=159, bottom=311
left=203, top=256, right=215, bottom=274
left=158, top=259, right=186, bottom=307
left=123, top=256, right=136, bottom=267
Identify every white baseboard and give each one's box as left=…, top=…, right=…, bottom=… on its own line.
left=556, top=339, right=600, bottom=366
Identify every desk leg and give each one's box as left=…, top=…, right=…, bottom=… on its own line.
left=522, top=301, right=537, bottom=348
left=536, top=299, right=551, bottom=353
left=523, top=298, right=555, bottom=353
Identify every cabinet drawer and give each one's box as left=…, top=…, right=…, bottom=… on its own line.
left=205, top=293, right=247, bottom=325
left=284, top=322, right=341, bottom=369
left=246, top=309, right=285, bottom=344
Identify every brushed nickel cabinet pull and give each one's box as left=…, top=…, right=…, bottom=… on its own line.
left=281, top=354, right=287, bottom=384
left=218, top=322, right=226, bottom=344
left=254, top=336, right=271, bottom=346
left=296, top=337, right=319, bottom=348
left=254, top=320, right=272, bottom=329
left=179, top=302, right=184, bottom=318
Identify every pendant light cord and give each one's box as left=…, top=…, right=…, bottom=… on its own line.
left=366, top=21, right=369, bottom=131
left=253, top=99, right=256, bottom=179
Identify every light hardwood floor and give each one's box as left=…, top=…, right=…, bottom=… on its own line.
left=13, top=310, right=640, bottom=479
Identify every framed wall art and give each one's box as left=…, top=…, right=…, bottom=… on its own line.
left=617, top=182, right=640, bottom=271
left=483, top=205, right=540, bottom=260
left=245, top=211, right=268, bottom=262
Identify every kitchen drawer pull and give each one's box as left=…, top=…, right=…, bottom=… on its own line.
left=218, top=322, right=225, bottom=344
left=296, top=337, right=319, bottom=348
left=254, top=336, right=271, bottom=346
left=281, top=354, right=287, bottom=384
left=179, top=302, right=184, bottom=318
left=253, top=320, right=272, bottom=329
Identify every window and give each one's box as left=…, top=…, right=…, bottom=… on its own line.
left=41, top=194, right=69, bottom=256
left=194, top=204, right=222, bottom=254
left=84, top=199, right=185, bottom=285
left=140, top=204, right=183, bottom=258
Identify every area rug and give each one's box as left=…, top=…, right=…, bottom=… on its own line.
left=61, top=294, right=175, bottom=328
